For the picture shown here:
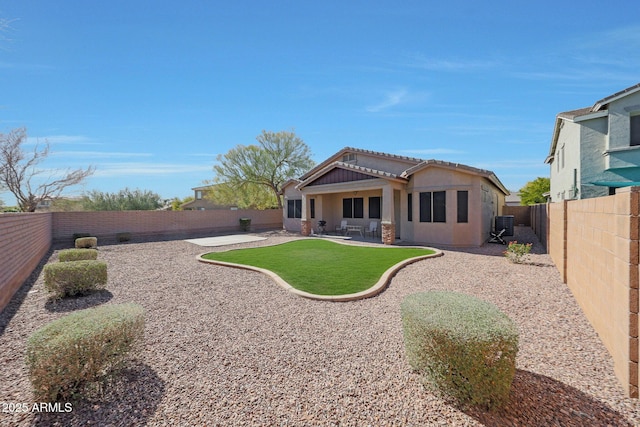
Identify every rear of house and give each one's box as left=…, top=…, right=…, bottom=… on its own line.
left=282, top=147, right=508, bottom=247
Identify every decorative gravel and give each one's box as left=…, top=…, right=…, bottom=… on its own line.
left=1, top=227, right=640, bottom=426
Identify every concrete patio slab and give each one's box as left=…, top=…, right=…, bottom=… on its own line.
left=185, top=234, right=267, bottom=247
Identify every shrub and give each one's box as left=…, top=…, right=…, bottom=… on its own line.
left=239, top=217, right=251, bottom=232
left=58, top=248, right=98, bottom=262
left=401, top=291, right=519, bottom=410
left=504, top=241, right=532, bottom=264
left=26, top=303, right=145, bottom=401
left=75, top=236, right=98, bottom=249
left=43, top=260, right=107, bottom=299
left=116, top=232, right=131, bottom=242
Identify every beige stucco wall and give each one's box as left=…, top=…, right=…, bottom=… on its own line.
left=405, top=168, right=498, bottom=247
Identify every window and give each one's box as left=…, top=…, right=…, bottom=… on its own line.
left=433, top=191, right=446, bottom=222
left=195, top=190, right=203, bottom=200
left=310, top=198, right=315, bottom=219
left=342, top=153, right=356, bottom=162
left=457, top=191, right=468, bottom=223
left=368, top=197, right=381, bottom=219
left=631, top=115, right=640, bottom=146
left=407, top=193, right=412, bottom=222
left=419, top=192, right=431, bottom=222
left=287, top=199, right=302, bottom=218
left=419, top=191, right=446, bottom=223
left=342, top=197, right=363, bottom=218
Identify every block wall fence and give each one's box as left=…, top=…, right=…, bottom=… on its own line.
left=0, top=209, right=282, bottom=313
left=545, top=187, right=640, bottom=398
left=0, top=213, right=52, bottom=312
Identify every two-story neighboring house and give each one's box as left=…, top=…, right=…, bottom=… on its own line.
left=545, top=82, right=640, bottom=201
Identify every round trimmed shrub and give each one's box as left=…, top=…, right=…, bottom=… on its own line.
left=43, top=260, right=107, bottom=299
left=58, top=248, right=98, bottom=262
left=75, top=236, right=97, bottom=249
left=401, top=291, right=519, bottom=410
left=26, top=303, right=145, bottom=401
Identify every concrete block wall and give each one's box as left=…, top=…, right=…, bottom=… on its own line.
left=548, top=188, right=640, bottom=397
left=0, top=213, right=51, bottom=312
left=1, top=209, right=282, bottom=313
left=51, top=209, right=283, bottom=244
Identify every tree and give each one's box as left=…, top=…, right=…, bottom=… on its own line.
left=82, top=188, right=162, bottom=211
left=170, top=196, right=194, bottom=211
left=207, top=182, right=279, bottom=210
left=212, top=129, right=315, bottom=209
left=519, top=177, right=550, bottom=205
left=0, top=128, right=95, bottom=212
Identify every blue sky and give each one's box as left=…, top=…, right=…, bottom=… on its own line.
left=1, top=1, right=639, bottom=205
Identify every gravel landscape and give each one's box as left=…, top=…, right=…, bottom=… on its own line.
left=1, top=226, right=640, bottom=426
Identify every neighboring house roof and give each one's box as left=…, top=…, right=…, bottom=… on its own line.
left=295, top=147, right=509, bottom=195
left=546, top=82, right=640, bottom=163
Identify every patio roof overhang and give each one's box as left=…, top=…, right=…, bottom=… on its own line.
left=296, top=161, right=408, bottom=193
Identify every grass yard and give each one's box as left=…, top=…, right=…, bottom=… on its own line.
left=202, top=239, right=435, bottom=295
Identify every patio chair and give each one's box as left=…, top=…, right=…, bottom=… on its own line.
left=336, top=220, right=347, bottom=235
left=488, top=228, right=506, bottom=245
left=365, top=221, right=378, bottom=239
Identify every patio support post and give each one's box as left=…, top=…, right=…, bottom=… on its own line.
left=381, top=184, right=395, bottom=245
left=300, top=193, right=310, bottom=236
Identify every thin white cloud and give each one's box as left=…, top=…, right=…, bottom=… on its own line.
left=50, top=151, right=153, bottom=159
left=401, top=148, right=465, bottom=155
left=401, top=53, right=499, bottom=71
left=474, top=160, right=547, bottom=169
left=366, top=89, right=408, bottom=113
left=92, top=162, right=212, bottom=178
left=26, top=135, right=98, bottom=145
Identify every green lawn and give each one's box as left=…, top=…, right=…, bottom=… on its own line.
left=202, top=239, right=435, bottom=295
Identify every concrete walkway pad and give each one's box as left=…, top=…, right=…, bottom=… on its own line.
left=185, top=235, right=267, bottom=247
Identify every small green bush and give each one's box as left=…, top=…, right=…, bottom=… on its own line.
left=58, top=248, right=98, bottom=262
left=75, top=236, right=98, bottom=249
left=116, top=232, right=131, bottom=242
left=239, top=217, right=251, bottom=232
left=43, top=260, right=107, bottom=299
left=401, top=291, right=519, bottom=410
left=26, top=303, right=145, bottom=401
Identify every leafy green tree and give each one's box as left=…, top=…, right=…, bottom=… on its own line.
left=212, top=129, right=315, bottom=209
left=82, top=188, right=162, bottom=211
left=207, top=182, right=279, bottom=209
left=519, top=177, right=550, bottom=205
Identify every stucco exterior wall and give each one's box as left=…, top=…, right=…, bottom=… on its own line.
left=580, top=117, right=609, bottom=199
left=550, top=120, right=583, bottom=201
left=282, top=182, right=302, bottom=232
left=407, top=168, right=487, bottom=247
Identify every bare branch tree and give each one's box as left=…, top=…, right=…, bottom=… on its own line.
left=0, top=128, right=95, bottom=212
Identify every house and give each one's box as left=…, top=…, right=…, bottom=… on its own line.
left=181, top=185, right=238, bottom=210
left=281, top=147, right=509, bottom=247
left=545, top=82, right=640, bottom=201
left=505, top=192, right=522, bottom=206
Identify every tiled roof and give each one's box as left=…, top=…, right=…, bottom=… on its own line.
left=299, top=146, right=422, bottom=180
left=333, top=161, right=404, bottom=180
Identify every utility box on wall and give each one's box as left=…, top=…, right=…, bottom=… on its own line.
left=495, top=215, right=514, bottom=236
